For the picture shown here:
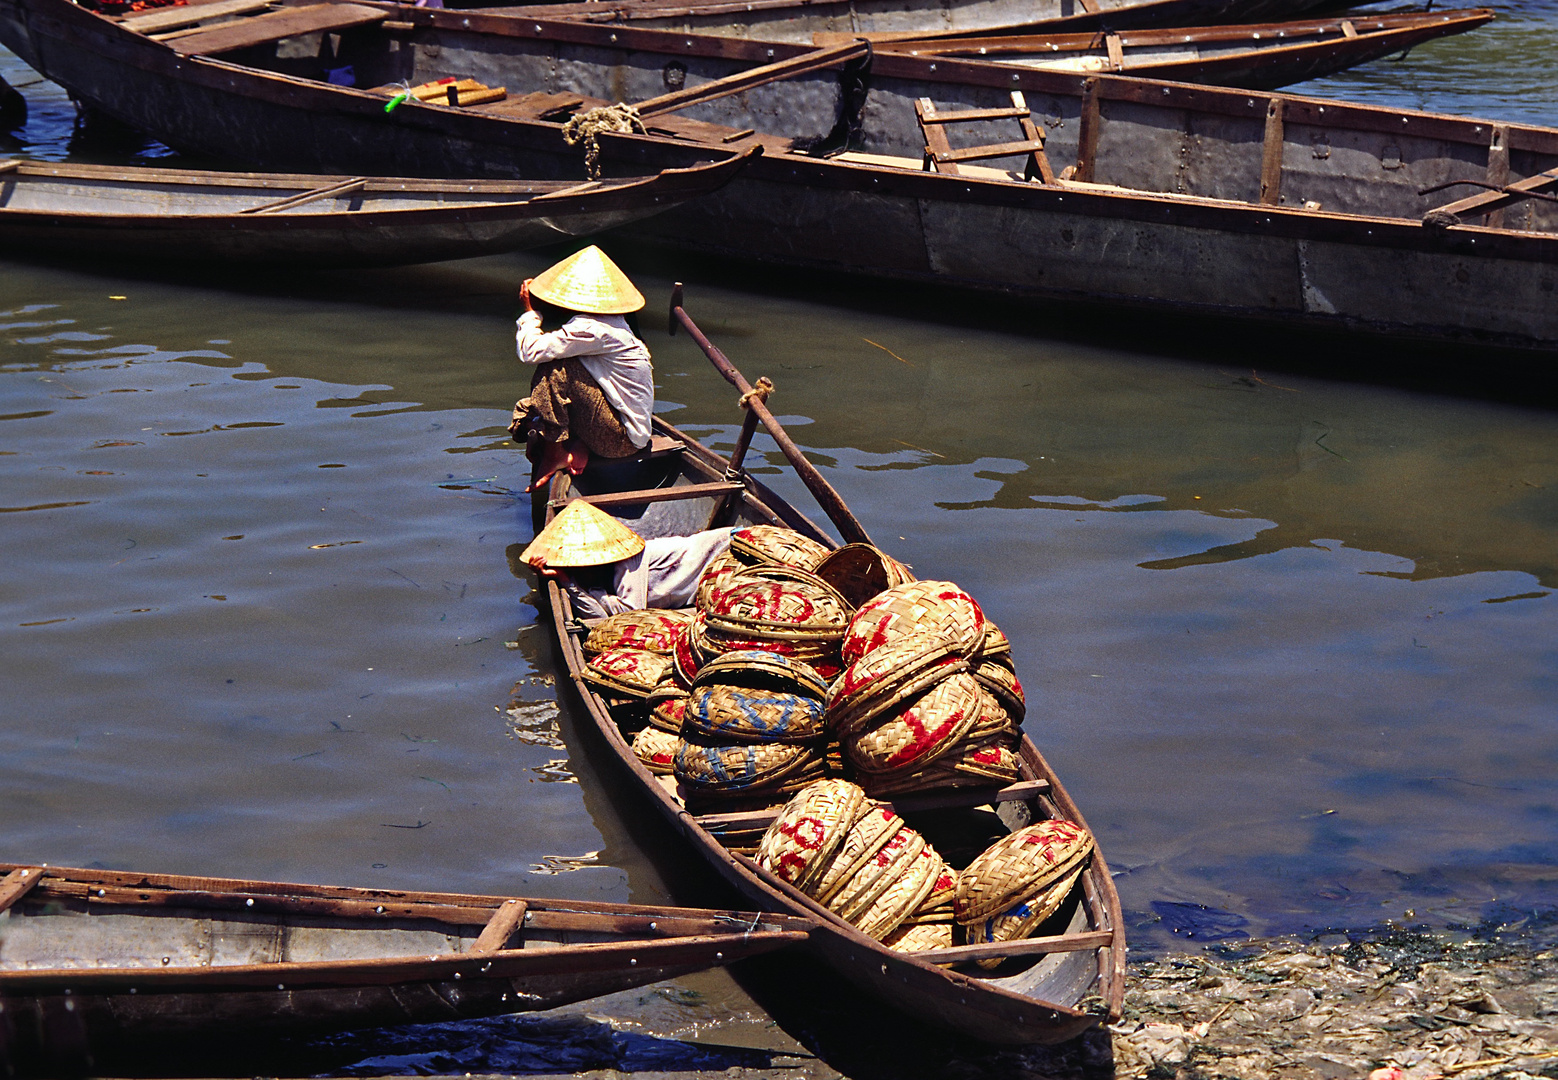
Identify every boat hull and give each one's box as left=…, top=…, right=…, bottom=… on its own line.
left=3, top=0, right=1556, bottom=350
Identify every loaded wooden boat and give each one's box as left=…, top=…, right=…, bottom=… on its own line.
left=524, top=292, right=1125, bottom=1045
left=0, top=155, right=751, bottom=266
left=6, top=0, right=1558, bottom=350
left=0, top=862, right=810, bottom=1068
left=483, top=0, right=1353, bottom=42
left=816, top=8, right=1493, bottom=91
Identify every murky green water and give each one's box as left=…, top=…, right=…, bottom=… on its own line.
left=1, top=6, right=1556, bottom=1070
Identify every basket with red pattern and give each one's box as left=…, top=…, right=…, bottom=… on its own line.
left=844, top=672, right=983, bottom=776
left=840, top=580, right=986, bottom=666
left=583, top=647, right=674, bottom=699
left=729, top=525, right=832, bottom=572
left=694, top=551, right=747, bottom=612
left=970, top=659, right=1026, bottom=723
left=647, top=684, right=690, bottom=734
left=855, top=842, right=946, bottom=941
left=976, top=619, right=1011, bottom=662
left=703, top=567, right=852, bottom=644
left=960, top=868, right=1085, bottom=968
left=860, top=732, right=1020, bottom=798
left=825, top=633, right=969, bottom=738
left=631, top=725, right=681, bottom=775
left=674, top=736, right=827, bottom=798
left=584, top=609, right=692, bottom=656
left=954, top=819, right=1095, bottom=925
left=810, top=802, right=904, bottom=905
left=754, top=779, right=866, bottom=891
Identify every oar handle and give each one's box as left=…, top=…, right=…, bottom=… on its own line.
left=670, top=283, right=873, bottom=546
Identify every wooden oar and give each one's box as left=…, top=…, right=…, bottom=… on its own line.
left=669, top=284, right=873, bottom=546
left=633, top=40, right=869, bottom=119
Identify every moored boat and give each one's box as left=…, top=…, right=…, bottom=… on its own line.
left=819, top=8, right=1494, bottom=91
left=522, top=291, right=1126, bottom=1046
left=0, top=154, right=752, bottom=266
left=0, top=862, right=810, bottom=1069
left=4, top=0, right=1558, bottom=349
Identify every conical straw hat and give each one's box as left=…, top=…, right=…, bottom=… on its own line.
left=528, top=245, right=645, bottom=315
left=521, top=500, right=644, bottom=568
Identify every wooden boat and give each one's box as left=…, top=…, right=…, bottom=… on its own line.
left=0, top=155, right=751, bottom=266
left=482, top=0, right=1352, bottom=42
left=524, top=292, right=1126, bottom=1045
left=816, top=9, right=1494, bottom=92
left=6, top=0, right=1558, bottom=350
left=0, top=862, right=810, bottom=1068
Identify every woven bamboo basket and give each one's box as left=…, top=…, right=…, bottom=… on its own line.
left=811, top=803, right=904, bottom=904
left=583, top=609, right=693, bottom=656
left=686, top=684, right=827, bottom=743
left=583, top=647, right=675, bottom=699
left=825, top=633, right=969, bottom=738
left=646, top=684, right=690, bottom=733
left=854, top=842, right=946, bottom=941
left=884, top=921, right=955, bottom=953
left=961, top=868, right=1084, bottom=969
left=754, top=779, right=866, bottom=891
left=860, top=733, right=1021, bottom=798
left=828, top=826, right=927, bottom=924
left=692, top=649, right=831, bottom=700
left=729, top=525, right=831, bottom=572
left=977, top=620, right=1011, bottom=662
left=843, top=671, right=983, bottom=776
left=966, top=689, right=1020, bottom=742
left=631, top=725, right=681, bottom=775
left=841, top=580, right=987, bottom=665
left=703, top=568, right=853, bottom=643
left=674, top=736, right=827, bottom=797
left=953, top=819, right=1095, bottom=925
left=671, top=620, right=703, bottom=688
left=901, top=864, right=958, bottom=925
left=696, top=629, right=843, bottom=679
left=971, top=660, right=1026, bottom=723
left=813, top=543, right=917, bottom=608
left=694, top=551, right=747, bottom=612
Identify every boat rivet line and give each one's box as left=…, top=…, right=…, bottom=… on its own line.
left=454, top=971, right=462, bottom=979
left=649, top=921, right=657, bottom=929
left=161, top=957, right=170, bottom=965
left=278, top=983, right=285, bottom=990
left=245, top=898, right=254, bottom=907
left=630, top=958, right=637, bottom=965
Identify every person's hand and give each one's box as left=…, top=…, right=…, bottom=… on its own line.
left=526, top=552, right=571, bottom=586
left=519, top=279, right=534, bottom=312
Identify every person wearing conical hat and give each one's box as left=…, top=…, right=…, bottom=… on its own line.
left=509, top=246, right=654, bottom=492
left=523, top=500, right=734, bottom=620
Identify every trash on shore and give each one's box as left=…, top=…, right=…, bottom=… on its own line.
left=1112, top=935, right=1558, bottom=1080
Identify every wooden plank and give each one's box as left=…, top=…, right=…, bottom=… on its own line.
left=1259, top=96, right=1285, bottom=206
left=469, top=898, right=528, bottom=953
left=81, top=884, right=497, bottom=925
left=916, top=98, right=960, bottom=176
left=635, top=40, right=868, bottom=119
left=918, top=106, right=1030, bottom=125
left=0, top=159, right=21, bottom=175
left=1014, top=97, right=1057, bottom=185
left=169, top=3, right=386, bottom=56
left=915, top=929, right=1114, bottom=965
left=563, top=480, right=743, bottom=510
left=0, top=867, right=44, bottom=916
left=241, top=177, right=366, bottom=215
left=932, top=138, right=1047, bottom=166
left=1340, top=18, right=1359, bottom=37
left=1104, top=33, right=1124, bottom=72
left=696, top=778, right=1053, bottom=830
left=1074, top=77, right=1101, bottom=184
left=1485, top=123, right=1510, bottom=229
left=120, top=0, right=272, bottom=33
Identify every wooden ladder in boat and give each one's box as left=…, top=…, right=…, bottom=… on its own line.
left=915, top=92, right=1055, bottom=184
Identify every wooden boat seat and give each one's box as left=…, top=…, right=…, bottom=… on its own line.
left=167, top=2, right=386, bottom=56
left=695, top=778, right=1054, bottom=831
left=119, top=0, right=275, bottom=34
left=915, top=92, right=1055, bottom=184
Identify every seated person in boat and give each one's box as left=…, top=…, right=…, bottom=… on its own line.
left=508, top=245, right=654, bottom=492
left=522, top=500, right=731, bottom=619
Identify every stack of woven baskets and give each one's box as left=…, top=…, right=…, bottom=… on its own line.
left=823, top=581, right=1025, bottom=798
left=576, top=609, right=691, bottom=775
left=754, top=779, right=953, bottom=949
left=671, top=650, right=833, bottom=811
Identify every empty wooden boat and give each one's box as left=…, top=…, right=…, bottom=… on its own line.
left=482, top=0, right=1354, bottom=42
left=524, top=293, right=1125, bottom=1045
left=6, top=0, right=1558, bottom=349
left=0, top=863, right=810, bottom=1067
left=0, top=155, right=752, bottom=266
left=817, top=8, right=1494, bottom=91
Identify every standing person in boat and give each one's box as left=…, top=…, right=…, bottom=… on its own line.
left=522, top=500, right=732, bottom=618
left=508, top=245, right=654, bottom=493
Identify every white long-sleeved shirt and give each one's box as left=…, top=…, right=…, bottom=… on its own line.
left=516, top=310, right=654, bottom=449
left=567, top=529, right=734, bottom=619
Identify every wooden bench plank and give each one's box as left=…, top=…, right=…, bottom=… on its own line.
left=469, top=898, right=528, bottom=953
left=121, top=0, right=273, bottom=33
left=0, top=867, right=44, bottom=916
left=170, top=2, right=386, bottom=56
left=918, top=105, right=1031, bottom=125
left=563, top=480, right=744, bottom=511
left=931, top=138, right=1047, bottom=166
left=915, top=929, right=1114, bottom=965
